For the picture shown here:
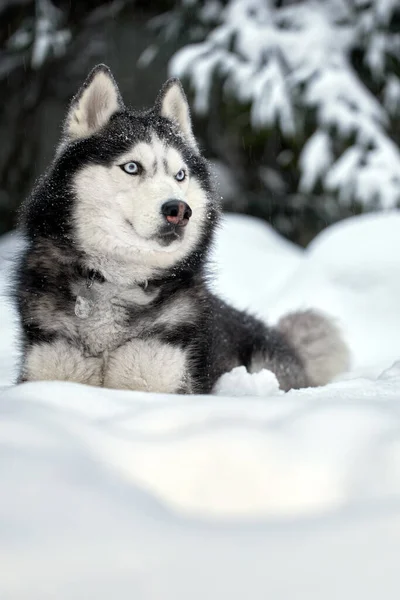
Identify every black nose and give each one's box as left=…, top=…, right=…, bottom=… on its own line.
left=161, top=200, right=192, bottom=227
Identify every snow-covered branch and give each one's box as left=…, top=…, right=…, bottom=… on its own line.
left=168, top=0, right=400, bottom=210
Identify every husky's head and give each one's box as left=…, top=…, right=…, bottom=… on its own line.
left=51, top=65, right=219, bottom=283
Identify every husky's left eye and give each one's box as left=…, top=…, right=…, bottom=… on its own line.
left=121, top=161, right=141, bottom=175
left=175, top=169, right=186, bottom=182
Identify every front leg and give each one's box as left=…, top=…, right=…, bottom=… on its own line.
left=19, top=338, right=102, bottom=386
left=103, top=338, right=191, bottom=393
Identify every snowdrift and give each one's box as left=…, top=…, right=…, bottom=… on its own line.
left=1, top=212, right=400, bottom=599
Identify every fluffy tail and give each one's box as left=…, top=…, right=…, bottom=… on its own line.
left=277, top=309, right=350, bottom=387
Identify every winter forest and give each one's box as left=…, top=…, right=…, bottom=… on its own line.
left=1, top=1, right=400, bottom=599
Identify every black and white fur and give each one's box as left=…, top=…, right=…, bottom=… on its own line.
left=14, top=64, right=349, bottom=393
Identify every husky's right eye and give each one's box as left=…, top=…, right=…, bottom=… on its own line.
left=121, top=161, right=141, bottom=175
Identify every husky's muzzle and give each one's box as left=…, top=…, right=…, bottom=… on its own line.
left=156, top=200, right=192, bottom=246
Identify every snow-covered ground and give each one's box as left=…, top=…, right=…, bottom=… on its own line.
left=1, top=212, right=400, bottom=599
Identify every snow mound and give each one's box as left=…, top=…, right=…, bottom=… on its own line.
left=214, top=366, right=283, bottom=398
left=267, top=211, right=400, bottom=375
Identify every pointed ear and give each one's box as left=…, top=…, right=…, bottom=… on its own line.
left=64, top=64, right=123, bottom=141
left=156, top=78, right=198, bottom=150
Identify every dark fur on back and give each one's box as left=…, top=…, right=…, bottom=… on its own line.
left=14, top=66, right=349, bottom=392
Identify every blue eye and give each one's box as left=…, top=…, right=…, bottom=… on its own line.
left=175, top=169, right=186, bottom=182
left=121, top=161, right=141, bottom=175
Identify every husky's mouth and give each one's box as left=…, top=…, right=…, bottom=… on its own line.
left=124, top=218, right=185, bottom=248
left=157, top=223, right=185, bottom=247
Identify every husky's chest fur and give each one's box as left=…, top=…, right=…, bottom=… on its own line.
left=72, top=278, right=159, bottom=355
left=70, top=275, right=199, bottom=358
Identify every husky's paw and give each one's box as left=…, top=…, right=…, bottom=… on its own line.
left=20, top=339, right=102, bottom=385
left=104, top=338, right=189, bottom=393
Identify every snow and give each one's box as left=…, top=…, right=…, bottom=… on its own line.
left=1, top=212, right=400, bottom=598
left=384, top=75, right=400, bottom=117
left=168, top=0, right=400, bottom=210
left=7, top=0, right=72, bottom=70
left=299, top=130, right=333, bottom=193
left=214, top=365, right=283, bottom=398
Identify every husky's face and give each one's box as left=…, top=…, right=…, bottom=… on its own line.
left=58, top=65, right=217, bottom=283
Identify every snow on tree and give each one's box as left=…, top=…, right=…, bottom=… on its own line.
left=150, top=0, right=400, bottom=240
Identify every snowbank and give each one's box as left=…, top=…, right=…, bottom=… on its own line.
left=1, top=213, right=400, bottom=599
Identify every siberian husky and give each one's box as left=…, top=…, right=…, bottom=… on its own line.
left=14, top=64, right=349, bottom=393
